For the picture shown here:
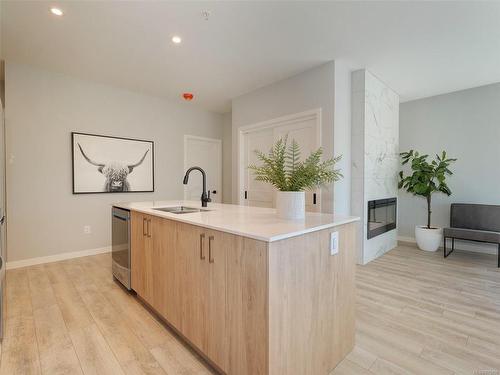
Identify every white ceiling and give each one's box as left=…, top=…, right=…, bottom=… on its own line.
left=2, top=1, right=500, bottom=113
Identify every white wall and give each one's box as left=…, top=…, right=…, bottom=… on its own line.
left=5, top=62, right=223, bottom=262
left=231, top=62, right=336, bottom=212
left=333, top=60, right=352, bottom=215
left=352, top=70, right=399, bottom=264
left=221, top=112, right=232, bottom=203
left=399, top=83, right=500, bottom=254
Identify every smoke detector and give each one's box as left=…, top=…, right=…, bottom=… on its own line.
left=201, top=10, right=211, bottom=21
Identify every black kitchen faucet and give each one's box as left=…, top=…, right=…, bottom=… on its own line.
left=183, top=166, right=211, bottom=207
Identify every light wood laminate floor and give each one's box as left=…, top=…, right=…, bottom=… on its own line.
left=1, top=245, right=499, bottom=375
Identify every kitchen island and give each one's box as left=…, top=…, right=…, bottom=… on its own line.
left=113, top=200, right=359, bottom=375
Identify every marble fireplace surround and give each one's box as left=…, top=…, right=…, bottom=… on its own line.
left=351, top=69, right=400, bottom=265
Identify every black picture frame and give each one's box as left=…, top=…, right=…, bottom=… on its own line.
left=71, top=132, right=155, bottom=194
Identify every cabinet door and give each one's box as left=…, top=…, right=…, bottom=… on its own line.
left=131, top=211, right=151, bottom=297
left=176, top=222, right=207, bottom=350
left=205, top=229, right=228, bottom=371
left=151, top=217, right=178, bottom=327
left=227, top=236, right=268, bottom=375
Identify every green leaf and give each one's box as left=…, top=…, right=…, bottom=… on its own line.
left=398, top=149, right=457, bottom=225
left=248, top=137, right=343, bottom=191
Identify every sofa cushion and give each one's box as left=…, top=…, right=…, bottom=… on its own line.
left=450, top=203, right=500, bottom=232
left=443, top=227, right=500, bottom=244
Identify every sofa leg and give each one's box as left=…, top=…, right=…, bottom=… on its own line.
left=443, top=237, right=447, bottom=258
left=498, top=244, right=499, bottom=268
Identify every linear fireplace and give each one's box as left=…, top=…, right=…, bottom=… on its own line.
left=367, top=198, right=397, bottom=239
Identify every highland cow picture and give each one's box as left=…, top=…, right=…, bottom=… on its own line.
left=72, top=132, right=154, bottom=194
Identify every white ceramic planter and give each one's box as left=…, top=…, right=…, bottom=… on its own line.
left=415, top=226, right=443, bottom=252
left=276, top=191, right=305, bottom=220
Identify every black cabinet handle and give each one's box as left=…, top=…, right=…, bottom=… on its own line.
left=200, top=233, right=206, bottom=260
left=209, top=236, right=215, bottom=263
left=244, top=191, right=248, bottom=200
left=313, top=193, right=317, bottom=205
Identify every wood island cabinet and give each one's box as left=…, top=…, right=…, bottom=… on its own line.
left=151, top=216, right=177, bottom=326
left=203, top=228, right=228, bottom=370
left=131, top=213, right=177, bottom=325
left=130, top=211, right=153, bottom=301
left=175, top=221, right=205, bottom=346
left=131, top=215, right=231, bottom=372
left=130, top=211, right=356, bottom=375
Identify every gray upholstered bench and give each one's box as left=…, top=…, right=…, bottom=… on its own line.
left=443, top=203, right=500, bottom=267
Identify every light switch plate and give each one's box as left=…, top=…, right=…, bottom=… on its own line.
left=330, top=231, right=339, bottom=255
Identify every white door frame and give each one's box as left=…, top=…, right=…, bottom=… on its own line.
left=184, top=135, right=222, bottom=202
left=237, top=108, right=322, bottom=205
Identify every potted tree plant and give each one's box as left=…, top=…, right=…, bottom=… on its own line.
left=248, top=136, right=342, bottom=220
left=398, top=150, right=457, bottom=251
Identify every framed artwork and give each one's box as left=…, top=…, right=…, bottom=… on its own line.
left=72, top=132, right=154, bottom=194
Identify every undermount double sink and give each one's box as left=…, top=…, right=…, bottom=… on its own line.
left=153, top=206, right=210, bottom=214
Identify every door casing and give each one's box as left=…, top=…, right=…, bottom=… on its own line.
left=184, top=135, right=223, bottom=203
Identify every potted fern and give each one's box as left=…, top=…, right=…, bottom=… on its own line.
left=398, top=150, right=457, bottom=251
left=248, top=136, right=342, bottom=220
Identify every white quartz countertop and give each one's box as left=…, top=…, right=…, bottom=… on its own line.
left=113, top=200, right=359, bottom=242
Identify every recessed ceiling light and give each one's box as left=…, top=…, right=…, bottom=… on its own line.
left=50, top=7, right=64, bottom=16
left=172, top=36, right=182, bottom=44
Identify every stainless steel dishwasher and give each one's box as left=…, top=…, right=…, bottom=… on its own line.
left=112, top=207, right=131, bottom=290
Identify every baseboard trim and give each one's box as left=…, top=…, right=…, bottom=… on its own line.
left=397, top=236, right=497, bottom=255
left=398, top=236, right=417, bottom=246
left=6, top=246, right=112, bottom=270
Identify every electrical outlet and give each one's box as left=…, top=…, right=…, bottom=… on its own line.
left=84, top=225, right=91, bottom=234
left=330, top=231, right=339, bottom=255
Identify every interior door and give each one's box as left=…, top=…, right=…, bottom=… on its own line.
left=273, top=118, right=321, bottom=212
left=242, top=112, right=321, bottom=212
left=242, top=127, right=275, bottom=208
left=184, top=136, right=222, bottom=203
